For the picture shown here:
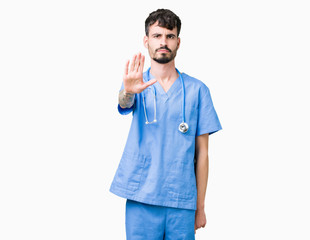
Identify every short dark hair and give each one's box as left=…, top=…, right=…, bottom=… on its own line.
left=145, top=9, right=181, bottom=37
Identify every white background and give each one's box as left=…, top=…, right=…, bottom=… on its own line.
left=1, top=0, right=309, bottom=239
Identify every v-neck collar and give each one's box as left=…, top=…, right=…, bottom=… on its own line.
left=148, top=71, right=181, bottom=99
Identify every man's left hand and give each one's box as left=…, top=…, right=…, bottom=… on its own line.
left=194, top=209, right=207, bottom=234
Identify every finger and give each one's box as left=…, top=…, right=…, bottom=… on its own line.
left=134, top=53, right=141, bottom=72
left=144, top=79, right=157, bottom=88
left=138, top=55, right=145, bottom=72
left=130, top=54, right=137, bottom=72
left=124, top=60, right=130, bottom=76
left=139, top=79, right=156, bottom=92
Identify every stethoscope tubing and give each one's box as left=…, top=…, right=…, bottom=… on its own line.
left=142, top=67, right=188, bottom=133
left=176, top=68, right=186, bottom=124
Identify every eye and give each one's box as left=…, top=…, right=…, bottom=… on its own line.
left=167, top=35, right=175, bottom=39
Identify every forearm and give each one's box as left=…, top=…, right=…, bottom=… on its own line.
left=119, top=89, right=135, bottom=108
left=195, top=153, right=209, bottom=210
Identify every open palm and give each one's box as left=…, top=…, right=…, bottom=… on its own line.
left=123, top=53, right=157, bottom=94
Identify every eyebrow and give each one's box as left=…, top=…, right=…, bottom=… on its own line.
left=167, top=34, right=176, bottom=37
left=151, top=33, right=177, bottom=37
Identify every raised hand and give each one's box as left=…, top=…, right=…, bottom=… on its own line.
left=123, top=53, right=157, bottom=94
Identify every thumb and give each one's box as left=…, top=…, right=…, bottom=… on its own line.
left=141, top=79, right=157, bottom=91
left=145, top=79, right=157, bottom=87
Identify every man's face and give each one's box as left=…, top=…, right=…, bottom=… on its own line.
left=144, top=22, right=180, bottom=64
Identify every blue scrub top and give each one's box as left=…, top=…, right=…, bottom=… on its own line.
left=109, top=69, right=222, bottom=210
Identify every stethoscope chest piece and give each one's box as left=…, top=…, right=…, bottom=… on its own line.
left=179, top=122, right=189, bottom=133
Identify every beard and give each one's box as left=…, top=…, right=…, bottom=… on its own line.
left=153, top=53, right=173, bottom=64
left=151, top=47, right=177, bottom=64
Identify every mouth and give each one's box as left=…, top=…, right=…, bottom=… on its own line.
left=157, top=50, right=170, bottom=53
left=156, top=48, right=171, bottom=53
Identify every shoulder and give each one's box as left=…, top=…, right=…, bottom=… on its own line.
left=181, top=72, right=210, bottom=95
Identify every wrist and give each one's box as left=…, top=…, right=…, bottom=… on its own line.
left=123, top=90, right=134, bottom=96
left=196, top=204, right=205, bottom=211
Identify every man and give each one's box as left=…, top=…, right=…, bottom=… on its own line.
left=110, top=9, right=222, bottom=240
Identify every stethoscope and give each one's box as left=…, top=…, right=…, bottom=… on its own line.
left=141, top=67, right=189, bottom=133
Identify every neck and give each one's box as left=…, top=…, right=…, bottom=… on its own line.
left=149, top=60, right=178, bottom=82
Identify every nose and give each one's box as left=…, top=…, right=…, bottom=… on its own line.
left=160, top=36, right=168, bottom=46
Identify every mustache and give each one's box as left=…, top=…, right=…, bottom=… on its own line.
left=156, top=46, right=171, bottom=52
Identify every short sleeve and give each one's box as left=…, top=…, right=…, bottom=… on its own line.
left=196, top=85, right=222, bottom=136
left=117, top=82, right=135, bottom=115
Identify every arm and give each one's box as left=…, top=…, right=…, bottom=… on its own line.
left=119, top=89, right=135, bottom=109
left=194, top=133, right=209, bottom=233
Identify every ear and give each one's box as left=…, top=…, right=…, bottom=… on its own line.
left=177, top=37, right=181, bottom=49
left=143, top=36, right=149, bottom=49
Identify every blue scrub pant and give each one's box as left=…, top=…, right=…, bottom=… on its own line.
left=125, top=199, right=195, bottom=240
